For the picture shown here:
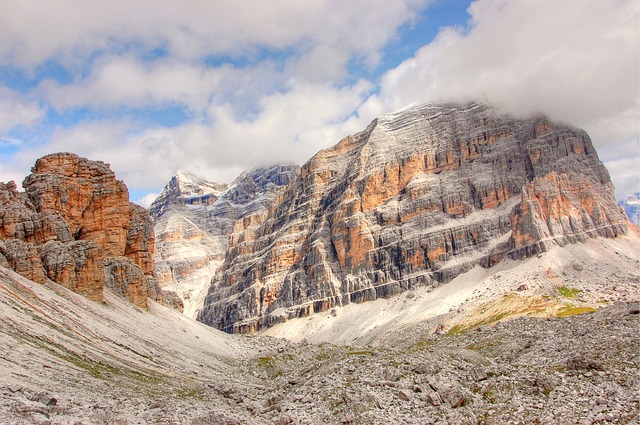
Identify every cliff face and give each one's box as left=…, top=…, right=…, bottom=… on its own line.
left=197, top=102, right=627, bottom=333
left=150, top=165, right=300, bottom=317
left=510, top=171, right=626, bottom=258
left=0, top=153, right=161, bottom=307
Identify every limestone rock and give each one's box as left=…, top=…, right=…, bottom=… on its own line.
left=126, top=203, right=156, bottom=275
left=0, top=153, right=159, bottom=308
left=162, top=289, right=185, bottom=312
left=104, top=257, right=149, bottom=309
left=23, top=153, right=131, bottom=257
left=0, top=181, right=71, bottom=244
left=150, top=165, right=299, bottom=317
left=39, top=240, right=103, bottom=301
left=197, top=102, right=627, bottom=333
left=0, top=239, right=47, bottom=284
left=149, top=170, right=228, bottom=220
left=509, top=171, right=627, bottom=258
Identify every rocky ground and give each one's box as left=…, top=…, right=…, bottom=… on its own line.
left=1, top=259, right=638, bottom=424
left=242, top=302, right=639, bottom=425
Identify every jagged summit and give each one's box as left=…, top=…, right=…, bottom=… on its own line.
left=173, top=170, right=228, bottom=198
left=149, top=171, right=228, bottom=219
left=0, top=152, right=162, bottom=308
left=151, top=163, right=300, bottom=317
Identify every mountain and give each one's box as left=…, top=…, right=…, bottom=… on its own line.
left=0, top=106, right=638, bottom=423
left=197, top=101, right=629, bottom=333
left=619, top=192, right=640, bottom=226
left=0, top=153, right=162, bottom=308
left=150, top=165, right=300, bottom=317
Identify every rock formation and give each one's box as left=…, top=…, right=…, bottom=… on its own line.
left=0, top=152, right=161, bottom=307
left=510, top=171, right=626, bottom=258
left=197, top=102, right=628, bottom=333
left=150, top=166, right=300, bottom=317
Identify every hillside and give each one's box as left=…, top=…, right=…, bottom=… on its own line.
left=0, top=101, right=637, bottom=424
left=1, top=265, right=638, bottom=424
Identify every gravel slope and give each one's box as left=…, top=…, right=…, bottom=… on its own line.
left=0, top=230, right=638, bottom=424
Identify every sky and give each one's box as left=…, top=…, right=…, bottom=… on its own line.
left=0, top=0, right=638, bottom=207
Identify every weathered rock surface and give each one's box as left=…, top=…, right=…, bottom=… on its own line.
left=1, top=263, right=638, bottom=424
left=150, top=166, right=299, bottom=317
left=510, top=171, right=627, bottom=258
left=39, top=239, right=103, bottom=299
left=0, top=153, right=160, bottom=306
left=23, top=153, right=132, bottom=257
left=198, top=102, right=628, bottom=333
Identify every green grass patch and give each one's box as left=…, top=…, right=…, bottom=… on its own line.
left=314, top=352, right=330, bottom=361
left=447, top=310, right=515, bottom=335
left=556, top=305, right=596, bottom=317
left=447, top=324, right=466, bottom=336
left=256, top=356, right=274, bottom=367
left=176, top=387, right=203, bottom=400
left=557, top=286, right=580, bottom=298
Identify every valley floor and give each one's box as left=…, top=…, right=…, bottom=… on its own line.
left=0, top=231, right=638, bottom=424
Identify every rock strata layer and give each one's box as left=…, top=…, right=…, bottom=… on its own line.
left=0, top=153, right=161, bottom=307
left=150, top=166, right=299, bottom=317
left=197, top=102, right=627, bottom=333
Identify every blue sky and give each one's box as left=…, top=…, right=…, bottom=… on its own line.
left=0, top=0, right=638, bottom=206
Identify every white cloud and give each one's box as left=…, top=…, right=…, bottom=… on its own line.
left=38, top=57, right=286, bottom=115
left=599, top=138, right=640, bottom=200
left=5, top=120, right=177, bottom=190
left=134, top=192, right=160, bottom=208
left=369, top=0, right=639, bottom=123
left=2, top=0, right=637, bottom=204
left=0, top=85, right=45, bottom=132
left=361, top=0, right=639, bottom=197
left=199, top=79, right=373, bottom=166
left=0, top=0, right=429, bottom=78
left=6, top=78, right=371, bottom=192
left=40, top=57, right=220, bottom=112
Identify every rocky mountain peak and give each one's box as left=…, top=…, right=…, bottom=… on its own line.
left=0, top=152, right=162, bottom=307
left=619, top=192, right=640, bottom=226
left=173, top=170, right=228, bottom=198
left=149, top=171, right=228, bottom=220
left=151, top=163, right=301, bottom=317
left=197, top=101, right=628, bottom=334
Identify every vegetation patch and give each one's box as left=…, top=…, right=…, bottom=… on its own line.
left=556, top=305, right=596, bottom=318
left=176, top=387, right=205, bottom=400
left=314, top=351, right=331, bottom=361
left=257, top=356, right=275, bottom=367
left=446, top=294, right=551, bottom=335
left=557, top=286, right=581, bottom=298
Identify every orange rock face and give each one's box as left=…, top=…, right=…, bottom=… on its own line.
left=0, top=153, right=159, bottom=307
left=24, top=153, right=131, bottom=257
left=509, top=171, right=627, bottom=258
